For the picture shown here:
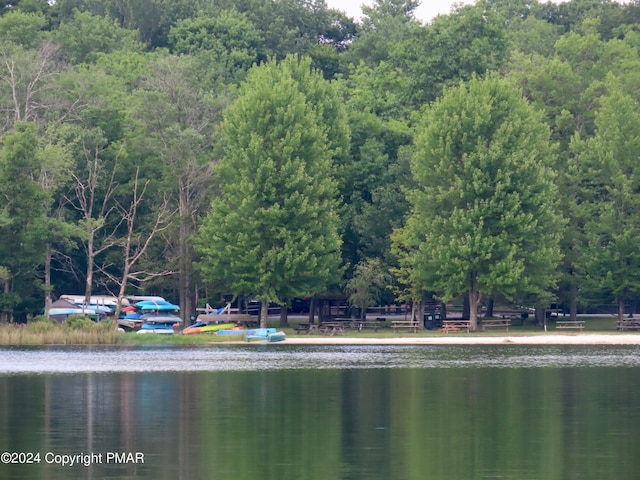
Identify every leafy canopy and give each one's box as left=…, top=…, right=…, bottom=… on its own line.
left=398, top=74, right=563, bottom=326
left=195, top=55, right=344, bottom=306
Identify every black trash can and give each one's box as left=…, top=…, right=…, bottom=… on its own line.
left=424, top=314, right=435, bottom=330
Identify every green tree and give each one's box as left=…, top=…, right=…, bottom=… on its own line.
left=570, top=81, right=640, bottom=321
left=345, top=257, right=390, bottom=321
left=338, top=64, right=413, bottom=270
left=53, top=9, right=143, bottom=64
left=538, top=0, right=628, bottom=39
left=168, top=9, right=263, bottom=85
left=0, top=10, right=48, bottom=48
left=126, top=53, right=224, bottom=323
left=0, top=0, right=49, bottom=16
left=401, top=74, right=563, bottom=329
left=508, top=24, right=640, bottom=317
left=346, top=0, right=421, bottom=68
left=402, top=3, right=508, bottom=107
left=37, top=126, right=77, bottom=317
left=507, top=15, right=562, bottom=57
left=0, top=122, right=47, bottom=321
left=195, top=56, right=343, bottom=328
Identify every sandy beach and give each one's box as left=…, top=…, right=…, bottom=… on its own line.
left=277, top=334, right=640, bottom=345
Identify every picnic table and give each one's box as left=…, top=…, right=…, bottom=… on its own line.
left=352, top=321, right=382, bottom=332
left=555, top=320, right=585, bottom=331
left=481, top=318, right=511, bottom=331
left=391, top=320, right=420, bottom=333
left=308, top=322, right=346, bottom=336
left=294, top=323, right=311, bottom=334
left=617, top=319, right=640, bottom=331
left=440, top=320, right=471, bottom=333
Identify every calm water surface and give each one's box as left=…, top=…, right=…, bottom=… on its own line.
left=0, top=344, right=639, bottom=480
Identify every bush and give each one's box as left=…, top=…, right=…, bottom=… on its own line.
left=64, top=314, right=96, bottom=330
left=95, top=319, right=116, bottom=332
left=26, top=316, right=58, bottom=333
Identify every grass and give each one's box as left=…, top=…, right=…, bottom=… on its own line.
left=124, top=332, right=245, bottom=344
left=0, top=315, right=628, bottom=346
left=277, top=315, right=624, bottom=338
left=0, top=318, right=124, bottom=345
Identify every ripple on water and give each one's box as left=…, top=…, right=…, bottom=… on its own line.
left=0, top=344, right=640, bottom=374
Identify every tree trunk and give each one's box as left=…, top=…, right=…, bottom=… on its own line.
left=115, top=259, right=132, bottom=321
left=618, top=297, right=625, bottom=323
left=178, top=192, right=195, bottom=325
left=535, top=305, right=546, bottom=328
left=84, top=236, right=94, bottom=307
left=44, top=247, right=52, bottom=318
left=0, top=281, right=9, bottom=323
left=279, top=303, right=289, bottom=328
left=462, top=295, right=470, bottom=320
left=468, top=290, right=481, bottom=331
left=177, top=235, right=194, bottom=325
left=440, top=301, right=447, bottom=320
left=486, top=297, right=494, bottom=318
left=569, top=275, right=578, bottom=321
left=308, top=296, right=316, bottom=324
left=413, top=299, right=424, bottom=323
left=260, top=299, right=268, bottom=329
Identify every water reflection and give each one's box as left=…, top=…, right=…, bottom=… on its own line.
left=1, top=346, right=640, bottom=479
left=0, top=344, right=640, bottom=373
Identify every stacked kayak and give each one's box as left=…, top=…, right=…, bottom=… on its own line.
left=181, top=322, right=239, bottom=335
left=135, top=300, right=180, bottom=313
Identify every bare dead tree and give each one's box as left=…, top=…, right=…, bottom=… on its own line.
left=0, top=40, right=63, bottom=126
left=65, top=132, right=124, bottom=307
left=98, top=167, right=176, bottom=319
left=0, top=266, right=10, bottom=323
left=133, top=54, right=224, bottom=323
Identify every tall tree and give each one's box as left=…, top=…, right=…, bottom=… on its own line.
left=400, top=74, right=563, bottom=329
left=0, top=10, right=48, bottom=48
left=52, top=9, right=143, bottom=64
left=168, top=9, right=263, bottom=86
left=0, top=40, right=63, bottom=126
left=570, top=81, right=640, bottom=321
left=65, top=126, right=121, bottom=307
left=345, top=257, right=389, bottom=321
left=37, top=126, right=76, bottom=316
left=195, top=55, right=344, bottom=328
left=126, top=53, right=223, bottom=323
left=508, top=23, right=640, bottom=317
left=345, top=0, right=420, bottom=69
left=0, top=122, right=46, bottom=321
left=101, top=168, right=174, bottom=319
left=338, top=63, right=413, bottom=270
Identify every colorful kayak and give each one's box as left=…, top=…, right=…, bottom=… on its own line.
left=136, top=323, right=176, bottom=334
left=267, top=331, right=286, bottom=342
left=246, top=328, right=286, bottom=342
left=199, top=323, right=238, bottom=334
left=135, top=300, right=180, bottom=312
left=181, top=322, right=237, bottom=335
left=215, top=328, right=247, bottom=336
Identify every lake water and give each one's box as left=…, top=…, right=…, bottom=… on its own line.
left=0, top=344, right=639, bottom=479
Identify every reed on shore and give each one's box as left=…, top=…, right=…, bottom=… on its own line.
left=0, top=315, right=124, bottom=345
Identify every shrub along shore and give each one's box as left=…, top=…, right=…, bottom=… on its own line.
left=0, top=317, right=123, bottom=345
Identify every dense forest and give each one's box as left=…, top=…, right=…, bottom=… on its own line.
left=1, top=0, right=639, bottom=326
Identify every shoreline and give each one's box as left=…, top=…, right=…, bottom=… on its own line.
left=273, top=334, right=640, bottom=345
